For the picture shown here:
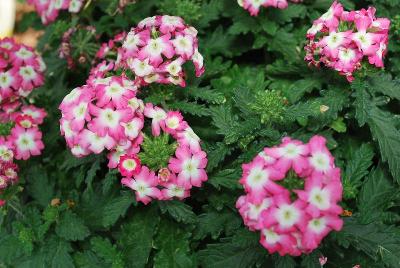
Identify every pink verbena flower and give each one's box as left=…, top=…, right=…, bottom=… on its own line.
left=27, top=0, right=84, bottom=25
left=0, top=38, right=45, bottom=104
left=121, top=166, right=161, bottom=205
left=117, top=15, right=205, bottom=87
left=236, top=135, right=343, bottom=256
left=238, top=0, right=302, bottom=16
left=305, top=1, right=390, bottom=82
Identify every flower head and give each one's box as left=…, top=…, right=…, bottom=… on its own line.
left=305, top=1, right=390, bottom=82
left=237, top=135, right=343, bottom=256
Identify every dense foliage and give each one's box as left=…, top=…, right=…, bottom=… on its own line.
left=2, top=0, right=400, bottom=267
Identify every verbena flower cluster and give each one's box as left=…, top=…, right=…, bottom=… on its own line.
left=121, top=103, right=208, bottom=204
left=0, top=38, right=47, bottom=206
left=27, top=0, right=84, bottom=24
left=59, top=75, right=143, bottom=161
left=93, top=16, right=205, bottom=87
left=237, top=0, right=302, bottom=16
left=0, top=38, right=45, bottom=104
left=236, top=136, right=343, bottom=256
left=60, top=77, right=208, bottom=204
left=305, top=1, right=390, bottom=82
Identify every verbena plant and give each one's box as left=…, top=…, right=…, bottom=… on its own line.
left=1, top=0, right=400, bottom=267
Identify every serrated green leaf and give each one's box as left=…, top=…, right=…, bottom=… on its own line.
left=358, top=167, right=398, bottom=223
left=154, top=219, right=194, bottom=268
left=55, top=211, right=89, bottom=241
left=158, top=200, right=197, bottom=224
left=118, top=208, right=159, bottom=267
left=208, top=169, right=241, bottom=190
left=197, top=230, right=265, bottom=268
left=101, top=191, right=133, bottom=228
left=91, top=237, right=124, bottom=268
left=194, top=208, right=241, bottom=240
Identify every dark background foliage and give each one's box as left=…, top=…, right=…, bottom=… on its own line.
left=2, top=0, right=400, bottom=267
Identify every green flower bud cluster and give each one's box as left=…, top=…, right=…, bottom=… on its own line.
left=138, top=134, right=178, bottom=171
left=250, top=90, right=287, bottom=124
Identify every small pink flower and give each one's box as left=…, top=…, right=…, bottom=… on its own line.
left=168, top=146, right=208, bottom=188
left=10, top=126, right=44, bottom=160
left=319, top=256, right=328, bottom=266
left=121, top=166, right=161, bottom=204
left=119, top=154, right=141, bottom=178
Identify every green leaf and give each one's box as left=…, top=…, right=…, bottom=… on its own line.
left=0, top=234, right=26, bottom=265
left=197, top=230, right=265, bottom=268
left=169, top=101, right=209, bottom=116
left=101, top=191, right=133, bottom=228
left=285, top=78, right=322, bottom=103
left=330, top=117, right=347, bottom=133
left=368, top=73, right=400, bottom=100
left=194, top=208, right=241, bottom=240
left=358, top=167, right=398, bottom=223
left=353, top=82, right=372, bottom=127
left=354, top=87, right=400, bottom=181
left=158, top=200, right=197, bottom=224
left=208, top=169, right=241, bottom=190
left=340, top=217, right=400, bottom=267
left=366, top=108, right=400, bottom=182
left=73, top=251, right=106, bottom=268
left=154, top=220, right=194, bottom=268
left=117, top=208, right=159, bottom=267
left=26, top=166, right=54, bottom=208
left=44, top=237, right=74, bottom=268
left=204, top=142, right=233, bottom=171
left=342, top=144, right=374, bottom=198
left=55, top=211, right=90, bottom=241
left=91, top=237, right=125, bottom=268
left=274, top=256, right=296, bottom=268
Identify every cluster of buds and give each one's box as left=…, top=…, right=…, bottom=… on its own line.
left=305, top=1, right=390, bottom=82
left=237, top=0, right=302, bottom=16
left=236, top=136, right=343, bottom=256
left=121, top=104, right=208, bottom=204
left=0, top=38, right=45, bottom=104
left=27, top=0, right=84, bottom=24
left=59, top=26, right=97, bottom=69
